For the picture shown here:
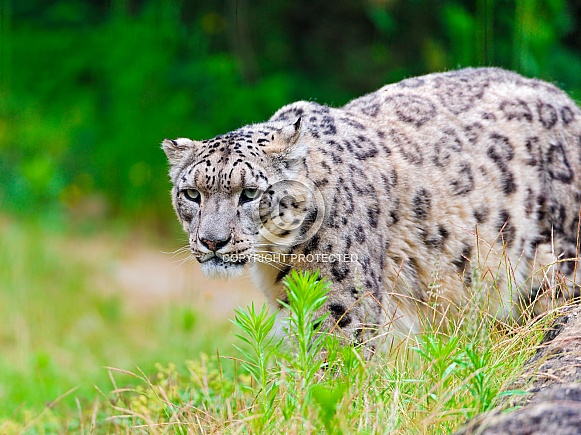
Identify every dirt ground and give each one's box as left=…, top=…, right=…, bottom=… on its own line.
left=71, top=231, right=264, bottom=320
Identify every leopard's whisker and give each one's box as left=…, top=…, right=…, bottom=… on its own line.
left=173, top=254, right=196, bottom=271
left=253, top=257, right=286, bottom=272
left=160, top=246, right=191, bottom=258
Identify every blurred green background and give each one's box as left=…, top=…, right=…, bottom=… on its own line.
left=2, top=0, right=580, bottom=224
left=1, top=0, right=581, bottom=426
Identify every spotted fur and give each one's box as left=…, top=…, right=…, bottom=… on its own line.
left=163, top=68, right=581, bottom=351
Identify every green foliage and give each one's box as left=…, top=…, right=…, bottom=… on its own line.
left=12, top=269, right=542, bottom=434
left=413, top=330, right=515, bottom=420
left=1, top=0, right=580, bottom=223
left=233, top=303, right=280, bottom=387
left=232, top=270, right=340, bottom=432
left=0, top=218, right=231, bottom=426
left=279, top=270, right=330, bottom=380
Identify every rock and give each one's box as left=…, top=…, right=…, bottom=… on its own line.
left=510, top=307, right=581, bottom=404
left=455, top=397, right=581, bottom=435
left=454, top=306, right=581, bottom=434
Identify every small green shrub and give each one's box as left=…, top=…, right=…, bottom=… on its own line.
left=76, top=269, right=546, bottom=434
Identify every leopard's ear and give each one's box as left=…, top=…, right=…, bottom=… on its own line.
left=162, top=138, right=196, bottom=166
left=279, top=116, right=302, bottom=147
left=264, top=117, right=307, bottom=163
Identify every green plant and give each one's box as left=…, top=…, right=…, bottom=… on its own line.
left=232, top=270, right=348, bottom=432
left=2, top=259, right=554, bottom=433
left=278, top=270, right=331, bottom=384
left=232, top=302, right=281, bottom=426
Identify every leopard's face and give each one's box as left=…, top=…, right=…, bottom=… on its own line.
left=163, top=119, right=323, bottom=278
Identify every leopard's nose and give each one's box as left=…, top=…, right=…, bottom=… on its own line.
left=200, top=236, right=231, bottom=252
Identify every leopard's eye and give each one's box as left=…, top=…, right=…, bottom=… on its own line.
left=183, top=188, right=201, bottom=203
left=240, top=188, right=259, bottom=204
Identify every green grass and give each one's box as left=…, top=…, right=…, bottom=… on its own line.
left=0, top=217, right=233, bottom=432
left=0, top=220, right=557, bottom=433
left=91, top=271, right=545, bottom=435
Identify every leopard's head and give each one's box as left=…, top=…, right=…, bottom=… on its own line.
left=162, top=118, right=324, bottom=278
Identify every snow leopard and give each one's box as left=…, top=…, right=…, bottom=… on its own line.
left=163, top=67, right=581, bottom=351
